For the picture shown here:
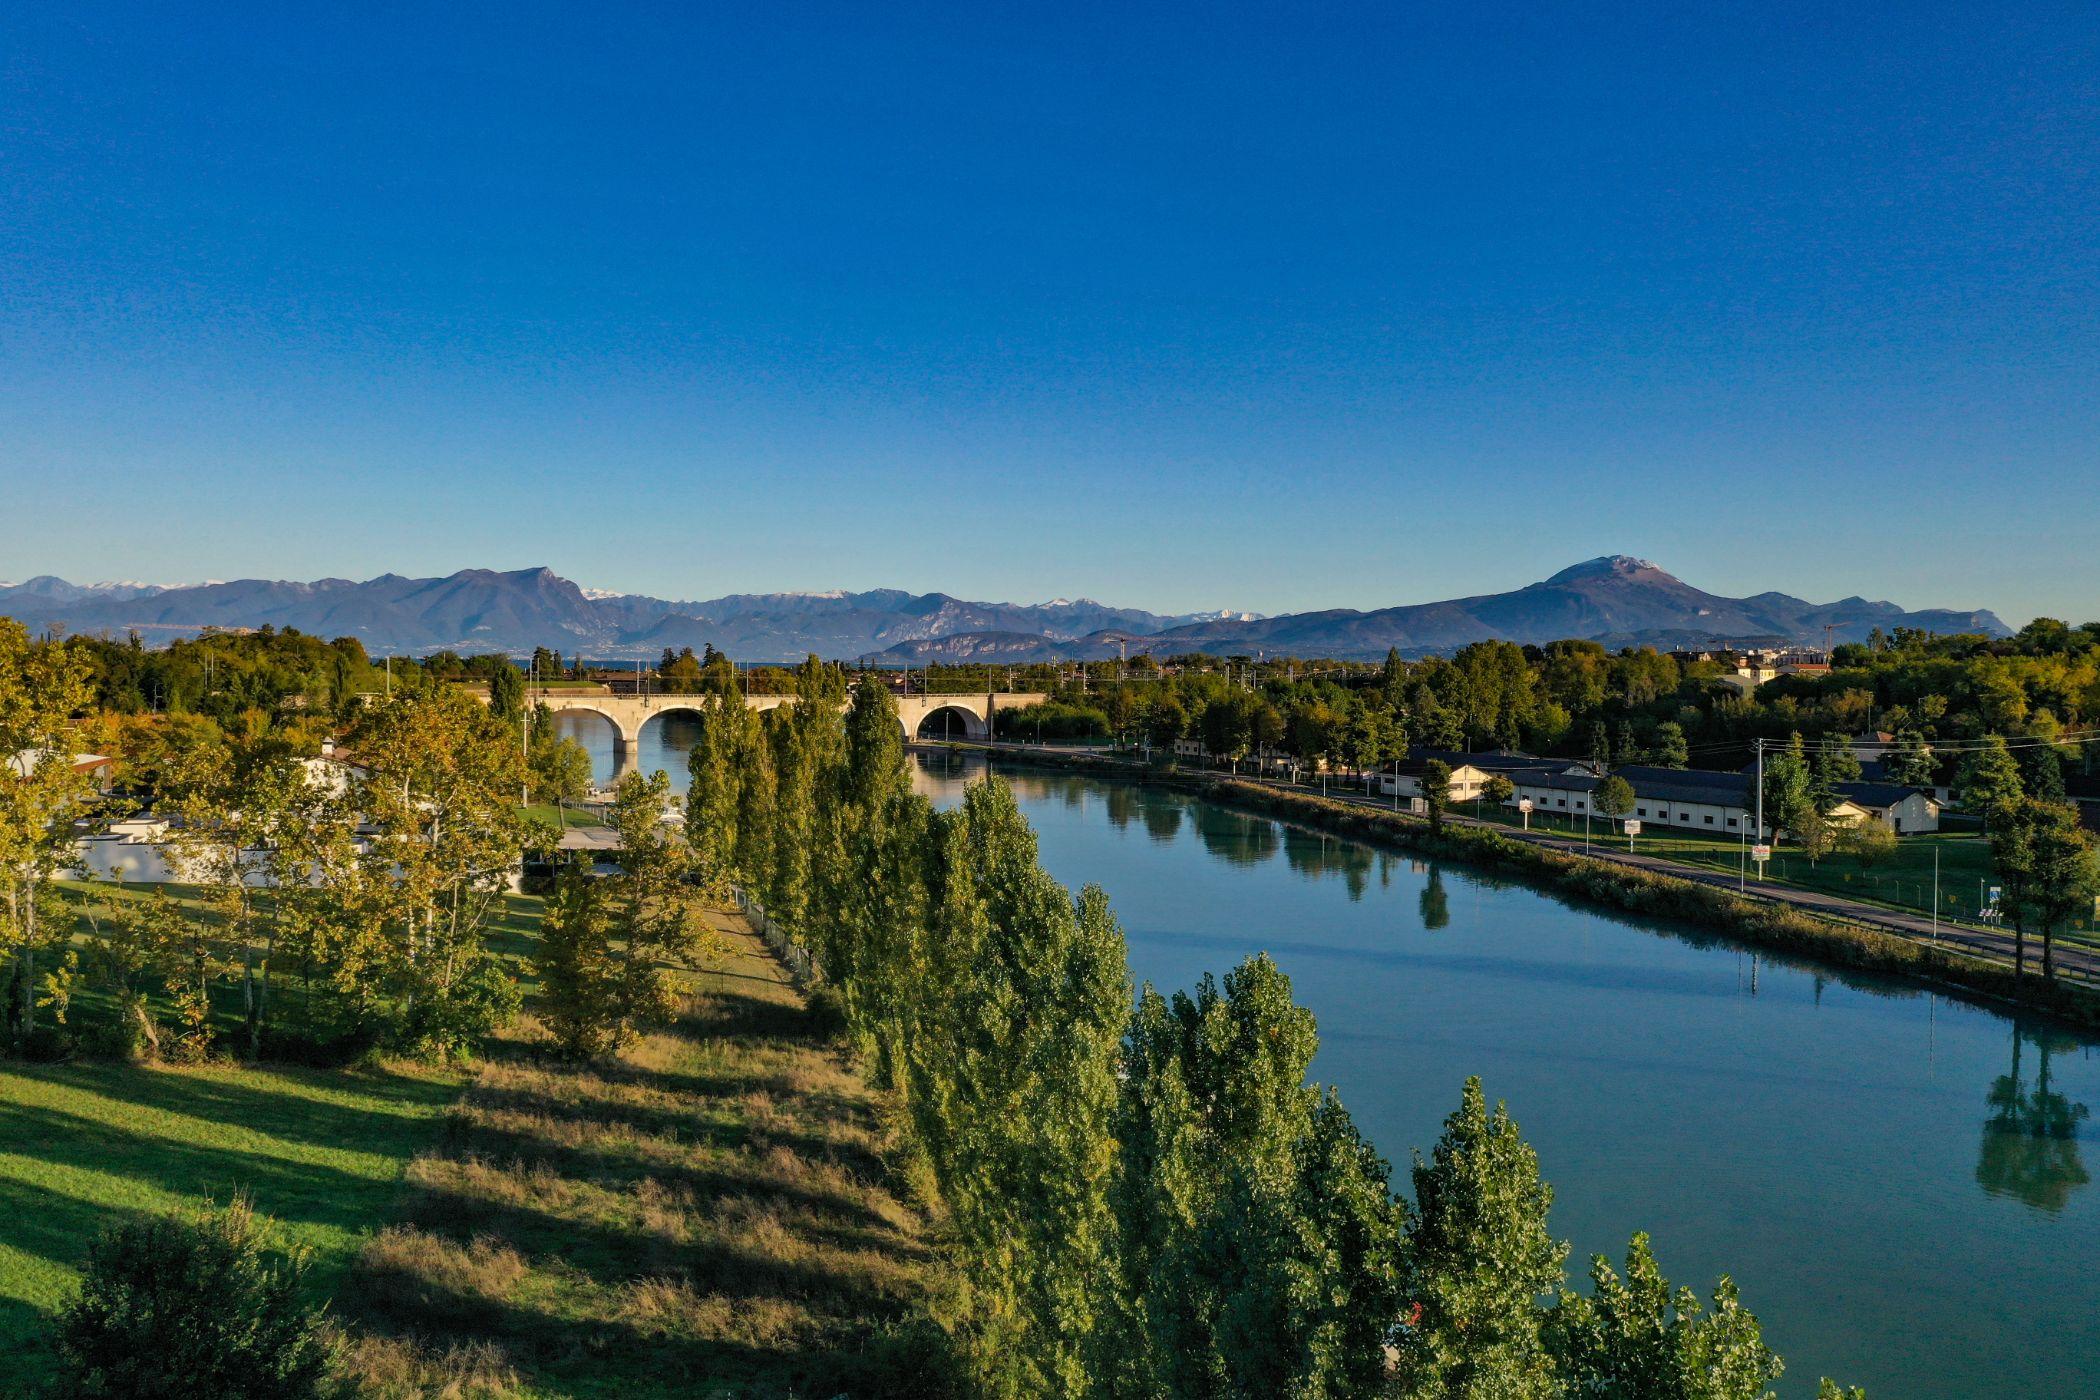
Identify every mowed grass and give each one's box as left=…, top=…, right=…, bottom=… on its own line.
left=4, top=891, right=950, bottom=1397
left=334, top=907, right=953, bottom=1400
left=0, top=1053, right=467, bottom=1382
left=1456, top=802, right=2100, bottom=941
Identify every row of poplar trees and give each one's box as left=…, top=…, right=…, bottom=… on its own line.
left=685, top=664, right=1862, bottom=1400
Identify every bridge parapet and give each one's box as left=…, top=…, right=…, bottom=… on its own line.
left=523, top=689, right=1047, bottom=774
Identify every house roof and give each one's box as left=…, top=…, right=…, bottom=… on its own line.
left=1511, top=769, right=1601, bottom=795
left=1613, top=765, right=1755, bottom=809
left=1835, top=780, right=1938, bottom=811
left=1398, top=747, right=1579, bottom=779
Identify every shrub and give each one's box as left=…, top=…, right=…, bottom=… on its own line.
left=391, top=955, right=523, bottom=1061
left=48, top=1196, right=336, bottom=1400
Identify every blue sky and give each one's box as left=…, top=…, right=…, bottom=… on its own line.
left=2, top=3, right=2094, bottom=623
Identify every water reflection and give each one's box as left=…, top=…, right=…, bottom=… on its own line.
left=1978, top=1025, right=2092, bottom=1214
left=1419, top=867, right=1452, bottom=930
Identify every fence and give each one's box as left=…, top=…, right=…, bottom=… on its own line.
left=732, top=887, right=819, bottom=988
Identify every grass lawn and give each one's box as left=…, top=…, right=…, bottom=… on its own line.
left=5, top=887, right=950, bottom=1398
left=521, top=802, right=609, bottom=831
left=335, top=908, right=951, bottom=1399
left=0, top=1053, right=467, bottom=1382
left=1458, top=802, right=2099, bottom=943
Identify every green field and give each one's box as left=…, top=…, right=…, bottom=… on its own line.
left=0, top=1053, right=465, bottom=1380
left=1, top=893, right=946, bottom=1397
left=1455, top=800, right=2098, bottom=941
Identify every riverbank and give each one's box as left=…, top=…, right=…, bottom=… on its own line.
left=929, top=743, right=2100, bottom=1032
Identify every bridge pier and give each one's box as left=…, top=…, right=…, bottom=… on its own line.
left=611, top=733, right=642, bottom=781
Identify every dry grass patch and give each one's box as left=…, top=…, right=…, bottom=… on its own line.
left=336, top=905, right=958, bottom=1400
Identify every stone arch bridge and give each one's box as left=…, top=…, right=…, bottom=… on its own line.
left=526, top=689, right=1045, bottom=777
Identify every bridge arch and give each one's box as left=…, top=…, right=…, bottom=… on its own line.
left=914, top=703, right=987, bottom=742
left=542, top=704, right=631, bottom=745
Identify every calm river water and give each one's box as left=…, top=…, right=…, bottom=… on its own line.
left=576, top=726, right=2099, bottom=1397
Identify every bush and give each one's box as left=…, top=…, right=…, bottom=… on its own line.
left=48, top=1196, right=336, bottom=1400
left=390, top=955, right=523, bottom=1061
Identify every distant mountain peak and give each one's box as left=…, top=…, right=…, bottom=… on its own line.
left=1544, top=555, right=1666, bottom=584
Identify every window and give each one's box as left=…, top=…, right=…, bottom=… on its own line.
left=1556, top=797, right=1567, bottom=807
left=1636, top=806, right=1647, bottom=817
left=1726, top=817, right=1739, bottom=828
left=1704, top=814, right=1715, bottom=825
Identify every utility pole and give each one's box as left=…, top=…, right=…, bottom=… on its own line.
left=1754, top=736, right=1765, bottom=879
left=1932, top=843, right=1941, bottom=944
left=521, top=657, right=531, bottom=804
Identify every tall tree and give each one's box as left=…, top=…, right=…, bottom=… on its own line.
left=1395, top=1078, right=1567, bottom=1399
left=1547, top=1232, right=1783, bottom=1399
left=348, top=686, right=528, bottom=1056
left=1956, top=737, right=2023, bottom=833
left=0, top=620, right=100, bottom=1042
left=1421, top=759, right=1453, bottom=834
left=2021, top=800, right=2100, bottom=981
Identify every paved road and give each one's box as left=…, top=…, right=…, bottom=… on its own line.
left=935, top=741, right=2099, bottom=986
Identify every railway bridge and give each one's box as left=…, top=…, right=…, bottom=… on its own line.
left=528, top=688, right=1045, bottom=777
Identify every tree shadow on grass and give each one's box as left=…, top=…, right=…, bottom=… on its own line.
left=5, top=1059, right=456, bottom=1158
left=0, top=1099, right=406, bottom=1267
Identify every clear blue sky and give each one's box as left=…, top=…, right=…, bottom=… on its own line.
left=2, top=3, right=2094, bottom=623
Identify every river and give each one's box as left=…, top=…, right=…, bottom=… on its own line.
left=574, top=727, right=2099, bottom=1397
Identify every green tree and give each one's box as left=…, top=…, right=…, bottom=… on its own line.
left=1956, top=737, right=2023, bottom=833
left=1838, top=819, right=1898, bottom=870
left=486, top=659, right=525, bottom=720
left=1547, top=1232, right=1783, bottom=1400
left=1200, top=1090, right=1405, bottom=1399
left=909, top=781, right=1129, bottom=1397
left=1759, top=737, right=1814, bottom=842
left=1396, top=1078, right=1567, bottom=1399
left=1882, top=731, right=1935, bottom=787
left=530, top=869, right=624, bottom=1058
left=1421, top=759, right=1453, bottom=834
left=50, top=1196, right=334, bottom=1400
left=1594, top=775, right=1635, bottom=828
left=1147, top=691, right=1190, bottom=753
left=1483, top=774, right=1516, bottom=811
left=604, top=768, right=716, bottom=1035
left=348, top=687, right=529, bottom=1057
left=2019, top=800, right=2100, bottom=981
left=0, top=619, right=100, bottom=1044
left=1649, top=721, right=1690, bottom=768
left=1588, top=720, right=1612, bottom=769
left=527, top=704, right=592, bottom=803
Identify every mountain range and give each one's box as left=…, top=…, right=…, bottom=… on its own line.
left=0, top=557, right=2005, bottom=662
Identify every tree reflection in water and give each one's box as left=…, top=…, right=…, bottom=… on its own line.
left=1418, top=866, right=1451, bottom=930
left=1977, top=1024, right=2091, bottom=1213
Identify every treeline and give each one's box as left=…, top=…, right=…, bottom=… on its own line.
left=994, top=620, right=2100, bottom=784
left=682, top=665, right=1864, bottom=1397
left=1, top=620, right=594, bottom=1063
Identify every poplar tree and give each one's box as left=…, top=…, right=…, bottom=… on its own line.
left=911, top=781, right=1129, bottom=1398
left=684, top=689, right=748, bottom=881
left=1421, top=760, right=1453, bottom=834
left=1395, top=1078, right=1567, bottom=1399
left=1547, top=1232, right=1783, bottom=1400
left=1111, top=955, right=1321, bottom=1395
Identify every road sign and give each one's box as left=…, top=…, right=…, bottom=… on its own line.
left=1518, top=799, right=1534, bottom=813
left=1623, top=820, right=1641, bottom=836
left=1751, top=844, right=1772, bottom=862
